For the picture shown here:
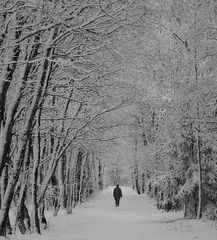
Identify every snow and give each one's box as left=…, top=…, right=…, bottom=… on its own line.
left=3, top=186, right=217, bottom=240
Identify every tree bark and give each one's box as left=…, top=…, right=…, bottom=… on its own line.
left=0, top=32, right=42, bottom=177
left=193, top=3, right=202, bottom=219
left=14, top=137, right=32, bottom=234
left=0, top=28, right=56, bottom=236
left=0, top=10, right=22, bottom=126
left=31, top=110, right=41, bottom=234
left=0, top=166, right=12, bottom=235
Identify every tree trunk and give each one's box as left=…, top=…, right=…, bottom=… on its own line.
left=193, top=5, right=202, bottom=219
left=78, top=153, right=85, bottom=203
left=0, top=28, right=56, bottom=236
left=0, top=166, right=12, bottom=235
left=39, top=203, right=47, bottom=230
left=0, top=32, right=42, bottom=176
left=16, top=194, right=31, bottom=234
left=54, top=154, right=66, bottom=215
left=15, top=138, right=32, bottom=234
left=184, top=190, right=198, bottom=219
left=98, top=158, right=104, bottom=191
left=0, top=11, right=22, bottom=126
left=196, top=131, right=202, bottom=219
left=31, top=110, right=41, bottom=234
left=66, top=150, right=73, bottom=214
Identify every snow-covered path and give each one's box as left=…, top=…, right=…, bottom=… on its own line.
left=8, top=186, right=217, bottom=240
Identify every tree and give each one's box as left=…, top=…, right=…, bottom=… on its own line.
left=0, top=0, right=142, bottom=236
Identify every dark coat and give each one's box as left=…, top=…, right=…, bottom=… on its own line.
left=113, top=186, right=122, bottom=199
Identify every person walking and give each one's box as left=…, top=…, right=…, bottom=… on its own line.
left=113, top=184, right=122, bottom=207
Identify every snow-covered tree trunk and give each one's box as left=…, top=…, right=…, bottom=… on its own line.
left=0, top=10, right=21, bottom=126
left=98, top=157, right=104, bottom=191
left=0, top=27, right=56, bottom=235
left=54, top=89, right=75, bottom=214
left=78, top=152, right=88, bottom=203
left=0, top=30, right=42, bottom=176
left=16, top=191, right=31, bottom=234
left=31, top=110, right=41, bottom=234
left=55, top=156, right=65, bottom=214
left=193, top=3, right=202, bottom=219
left=0, top=166, right=11, bottom=235
left=15, top=138, right=32, bottom=234
left=66, top=150, right=74, bottom=214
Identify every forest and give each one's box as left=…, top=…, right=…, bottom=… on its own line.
left=1, top=0, right=217, bottom=237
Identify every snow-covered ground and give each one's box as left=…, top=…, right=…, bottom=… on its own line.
left=3, top=186, right=217, bottom=240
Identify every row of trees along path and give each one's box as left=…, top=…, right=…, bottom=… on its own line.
left=0, top=0, right=136, bottom=235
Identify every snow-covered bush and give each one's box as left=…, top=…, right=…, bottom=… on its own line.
left=147, top=175, right=182, bottom=212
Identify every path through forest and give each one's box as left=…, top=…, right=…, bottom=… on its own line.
left=9, top=186, right=217, bottom=240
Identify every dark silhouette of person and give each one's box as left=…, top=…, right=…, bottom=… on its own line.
left=113, top=184, right=122, bottom=207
